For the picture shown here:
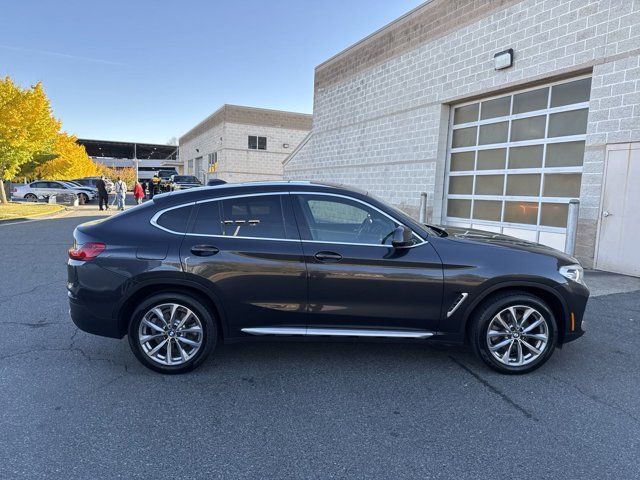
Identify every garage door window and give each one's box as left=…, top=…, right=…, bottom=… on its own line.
left=446, top=76, right=591, bottom=249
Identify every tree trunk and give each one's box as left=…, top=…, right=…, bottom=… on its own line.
left=0, top=179, right=8, bottom=205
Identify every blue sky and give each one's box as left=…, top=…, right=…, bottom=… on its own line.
left=1, top=0, right=423, bottom=144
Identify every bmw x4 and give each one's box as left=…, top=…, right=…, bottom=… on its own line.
left=68, top=182, right=588, bottom=374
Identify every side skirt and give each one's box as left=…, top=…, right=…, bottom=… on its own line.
left=240, top=327, right=434, bottom=339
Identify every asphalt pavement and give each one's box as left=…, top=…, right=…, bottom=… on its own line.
left=1, top=208, right=639, bottom=479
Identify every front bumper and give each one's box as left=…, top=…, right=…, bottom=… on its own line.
left=556, top=280, right=589, bottom=344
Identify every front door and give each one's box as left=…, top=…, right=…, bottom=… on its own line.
left=180, top=193, right=308, bottom=337
left=596, top=143, right=640, bottom=276
left=292, top=193, right=443, bottom=334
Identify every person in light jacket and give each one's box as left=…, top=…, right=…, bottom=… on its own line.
left=114, top=177, right=127, bottom=211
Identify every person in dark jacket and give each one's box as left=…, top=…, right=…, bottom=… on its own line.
left=96, top=176, right=109, bottom=211
left=147, top=178, right=154, bottom=199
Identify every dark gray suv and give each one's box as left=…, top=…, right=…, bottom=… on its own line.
left=68, top=181, right=588, bottom=374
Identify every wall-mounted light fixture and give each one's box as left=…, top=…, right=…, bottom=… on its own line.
left=494, top=49, right=514, bottom=70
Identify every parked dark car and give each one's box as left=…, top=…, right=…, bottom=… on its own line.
left=169, top=175, right=202, bottom=190
left=68, top=182, right=588, bottom=374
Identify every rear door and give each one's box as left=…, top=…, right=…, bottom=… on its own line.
left=291, top=193, right=443, bottom=333
left=179, top=192, right=308, bottom=337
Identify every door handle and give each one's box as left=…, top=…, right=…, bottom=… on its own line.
left=314, top=251, right=343, bottom=262
left=190, top=245, right=220, bottom=257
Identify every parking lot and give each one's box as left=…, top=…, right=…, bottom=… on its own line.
left=1, top=210, right=639, bottom=479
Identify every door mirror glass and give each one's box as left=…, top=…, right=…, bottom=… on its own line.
left=392, top=225, right=413, bottom=248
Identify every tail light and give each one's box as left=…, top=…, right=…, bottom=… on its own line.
left=11, top=187, right=17, bottom=193
left=68, top=242, right=105, bottom=261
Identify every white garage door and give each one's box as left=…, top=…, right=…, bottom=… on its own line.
left=444, top=76, right=591, bottom=251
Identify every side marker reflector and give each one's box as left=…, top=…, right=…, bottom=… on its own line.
left=570, top=312, right=575, bottom=331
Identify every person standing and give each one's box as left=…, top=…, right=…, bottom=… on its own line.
left=96, top=176, right=109, bottom=211
left=133, top=181, right=144, bottom=205
left=114, top=177, right=127, bottom=211
left=147, top=178, right=154, bottom=199
left=152, top=174, right=161, bottom=196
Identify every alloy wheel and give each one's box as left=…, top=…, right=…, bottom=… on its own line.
left=486, top=305, right=549, bottom=367
left=138, top=303, right=203, bottom=366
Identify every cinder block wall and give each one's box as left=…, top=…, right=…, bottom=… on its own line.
left=284, top=0, right=640, bottom=267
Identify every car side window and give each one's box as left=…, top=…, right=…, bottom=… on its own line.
left=31, top=182, right=45, bottom=188
left=156, top=205, right=193, bottom=233
left=220, top=195, right=287, bottom=239
left=295, top=194, right=399, bottom=245
left=192, top=202, right=223, bottom=235
left=49, top=182, right=64, bottom=189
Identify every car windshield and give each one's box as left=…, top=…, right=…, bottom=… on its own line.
left=158, top=170, right=177, bottom=178
left=64, top=181, right=83, bottom=187
left=174, top=176, right=199, bottom=183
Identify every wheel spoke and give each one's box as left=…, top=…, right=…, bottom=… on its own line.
left=522, top=318, right=544, bottom=333
left=501, top=341, right=514, bottom=363
left=516, top=340, right=523, bottom=366
left=520, top=339, right=542, bottom=355
left=175, top=309, right=194, bottom=331
left=507, top=307, right=518, bottom=326
left=522, top=333, right=547, bottom=342
left=490, top=338, right=512, bottom=351
left=152, top=307, right=168, bottom=326
left=166, top=339, right=173, bottom=365
left=179, top=326, right=202, bottom=334
left=488, top=330, right=508, bottom=337
left=176, top=340, right=189, bottom=362
left=142, top=319, right=164, bottom=333
left=519, top=308, right=536, bottom=327
left=495, top=314, right=511, bottom=332
left=140, top=333, right=164, bottom=343
left=168, top=304, right=179, bottom=325
left=148, top=339, right=168, bottom=356
left=176, top=336, right=201, bottom=347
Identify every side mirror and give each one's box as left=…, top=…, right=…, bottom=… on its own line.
left=391, top=225, right=413, bottom=248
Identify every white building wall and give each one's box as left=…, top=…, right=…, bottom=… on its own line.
left=284, top=0, right=640, bottom=266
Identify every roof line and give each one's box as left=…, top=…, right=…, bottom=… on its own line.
left=283, top=131, right=312, bottom=166
left=315, top=0, right=435, bottom=72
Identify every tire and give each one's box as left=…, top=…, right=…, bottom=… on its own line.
left=128, top=292, right=217, bottom=374
left=24, top=193, right=37, bottom=202
left=470, top=291, right=557, bottom=374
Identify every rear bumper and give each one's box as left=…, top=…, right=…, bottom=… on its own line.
left=69, top=294, right=122, bottom=338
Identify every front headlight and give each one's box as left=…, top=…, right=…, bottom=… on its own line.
left=559, top=264, right=585, bottom=285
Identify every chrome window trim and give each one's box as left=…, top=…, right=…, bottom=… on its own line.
left=149, top=190, right=427, bottom=247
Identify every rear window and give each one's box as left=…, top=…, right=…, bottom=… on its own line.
left=155, top=205, right=193, bottom=233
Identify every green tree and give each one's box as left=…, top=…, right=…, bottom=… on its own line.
left=0, top=77, right=60, bottom=204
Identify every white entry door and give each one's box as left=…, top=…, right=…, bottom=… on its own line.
left=596, top=143, right=640, bottom=276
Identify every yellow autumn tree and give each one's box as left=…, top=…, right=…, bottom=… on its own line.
left=0, top=77, right=60, bottom=203
left=36, top=133, right=100, bottom=180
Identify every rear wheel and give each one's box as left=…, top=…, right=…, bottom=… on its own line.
left=470, top=292, right=557, bottom=374
left=128, top=293, right=216, bottom=374
left=24, top=193, right=37, bottom=202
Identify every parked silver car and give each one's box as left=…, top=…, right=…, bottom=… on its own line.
left=11, top=181, right=96, bottom=203
left=73, top=177, right=115, bottom=194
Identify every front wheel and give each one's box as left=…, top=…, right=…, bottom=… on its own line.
left=128, top=293, right=217, bottom=374
left=24, top=193, right=37, bottom=202
left=470, top=292, right=557, bottom=374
